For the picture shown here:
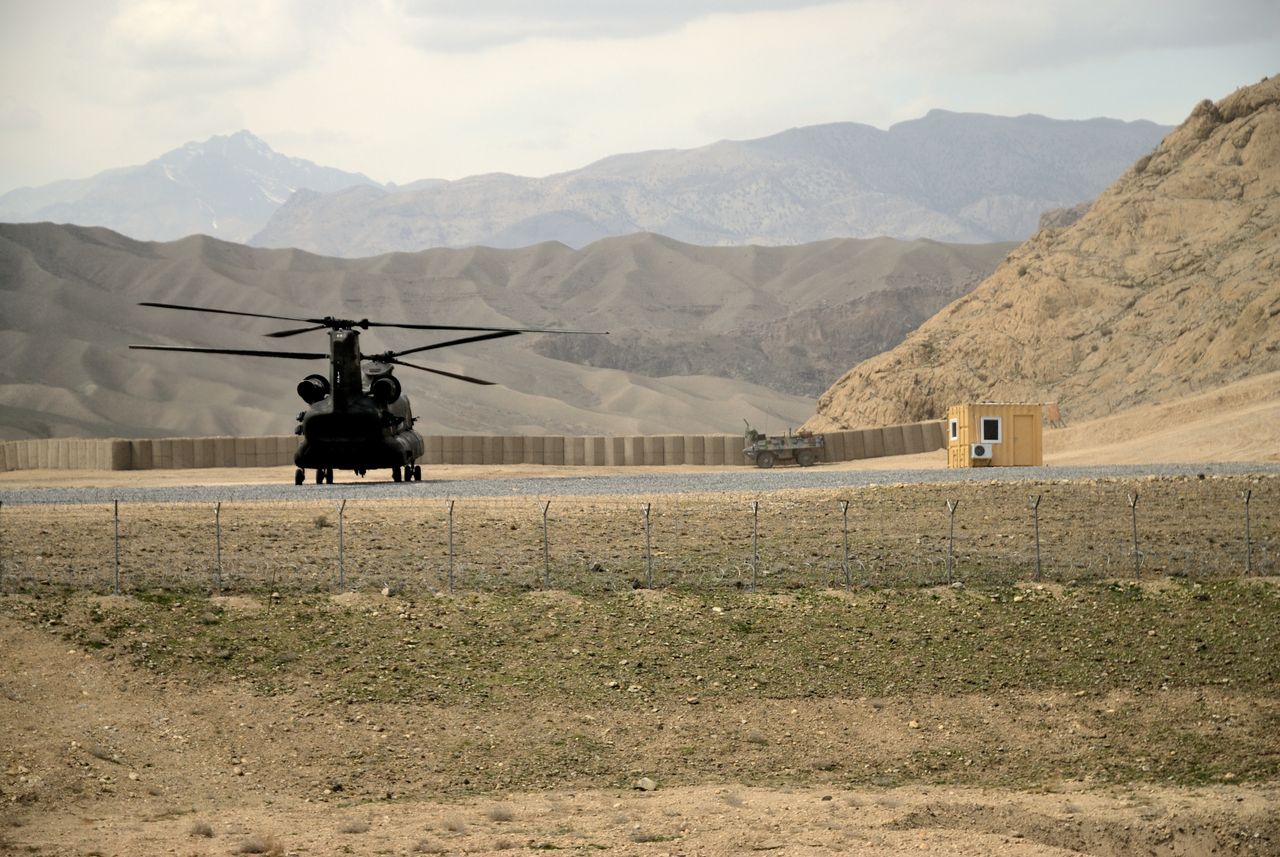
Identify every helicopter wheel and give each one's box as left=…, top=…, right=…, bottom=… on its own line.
left=392, top=466, right=402, bottom=483
left=325, top=468, right=334, bottom=484
left=294, top=468, right=304, bottom=485
left=413, top=465, right=422, bottom=481
left=315, top=469, right=324, bottom=484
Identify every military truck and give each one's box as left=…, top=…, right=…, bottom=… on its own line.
left=742, top=421, right=825, bottom=468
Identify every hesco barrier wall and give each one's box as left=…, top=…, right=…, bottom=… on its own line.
left=0, top=421, right=945, bottom=471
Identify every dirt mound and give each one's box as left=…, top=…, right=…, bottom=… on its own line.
left=807, top=75, right=1280, bottom=431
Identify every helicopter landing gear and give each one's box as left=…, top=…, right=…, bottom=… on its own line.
left=295, top=468, right=304, bottom=485
left=392, top=466, right=402, bottom=483
left=413, top=464, right=422, bottom=481
left=313, top=467, right=334, bottom=484
left=325, top=468, right=334, bottom=484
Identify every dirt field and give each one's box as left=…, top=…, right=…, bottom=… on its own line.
left=2, top=464, right=1278, bottom=855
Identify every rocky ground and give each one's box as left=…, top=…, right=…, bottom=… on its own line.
left=1, top=472, right=1278, bottom=855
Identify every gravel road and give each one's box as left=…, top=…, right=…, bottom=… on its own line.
left=2, top=462, right=1277, bottom=506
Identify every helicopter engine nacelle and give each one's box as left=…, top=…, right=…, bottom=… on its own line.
left=297, top=374, right=331, bottom=404
left=370, top=375, right=402, bottom=405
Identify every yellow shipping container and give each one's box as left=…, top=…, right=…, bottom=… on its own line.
left=946, top=403, right=1044, bottom=468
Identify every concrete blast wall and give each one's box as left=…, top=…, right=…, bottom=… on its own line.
left=1, top=422, right=945, bottom=472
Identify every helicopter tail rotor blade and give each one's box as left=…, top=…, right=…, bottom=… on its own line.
left=130, top=345, right=328, bottom=360
left=388, top=357, right=497, bottom=385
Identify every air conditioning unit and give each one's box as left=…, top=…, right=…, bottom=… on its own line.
left=970, top=443, right=993, bottom=460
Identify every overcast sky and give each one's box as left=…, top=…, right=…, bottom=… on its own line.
left=0, top=0, right=1276, bottom=192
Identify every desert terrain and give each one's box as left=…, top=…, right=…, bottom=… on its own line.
left=2, top=72, right=1278, bottom=857
left=1, top=401, right=1278, bottom=856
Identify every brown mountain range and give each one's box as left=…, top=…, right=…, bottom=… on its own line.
left=0, top=225, right=1008, bottom=440
left=807, top=76, right=1280, bottom=438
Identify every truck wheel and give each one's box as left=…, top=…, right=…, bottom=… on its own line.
left=755, top=451, right=775, bottom=469
left=796, top=450, right=816, bottom=467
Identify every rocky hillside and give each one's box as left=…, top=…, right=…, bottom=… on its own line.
left=807, top=76, right=1280, bottom=430
left=0, top=224, right=1008, bottom=440
left=251, top=112, right=1167, bottom=257
left=0, top=131, right=376, bottom=243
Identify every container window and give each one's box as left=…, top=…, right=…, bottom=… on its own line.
left=981, top=417, right=1002, bottom=443
left=949, top=419, right=958, bottom=440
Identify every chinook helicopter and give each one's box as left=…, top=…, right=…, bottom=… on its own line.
left=129, top=301, right=604, bottom=484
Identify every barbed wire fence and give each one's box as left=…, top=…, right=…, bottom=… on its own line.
left=0, top=477, right=1273, bottom=597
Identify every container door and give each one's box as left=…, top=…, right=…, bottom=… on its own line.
left=1012, top=414, right=1035, bottom=465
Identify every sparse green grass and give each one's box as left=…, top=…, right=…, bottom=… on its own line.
left=4, top=576, right=1277, bottom=793
left=34, top=580, right=1274, bottom=705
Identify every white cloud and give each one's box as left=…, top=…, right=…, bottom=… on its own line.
left=0, top=0, right=1276, bottom=192
left=103, top=0, right=310, bottom=91
left=391, top=0, right=840, bottom=50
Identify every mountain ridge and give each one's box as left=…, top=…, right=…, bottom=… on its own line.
left=805, top=75, right=1280, bottom=431
left=0, top=131, right=377, bottom=244
left=248, top=111, right=1169, bottom=256
left=0, top=223, right=1010, bottom=440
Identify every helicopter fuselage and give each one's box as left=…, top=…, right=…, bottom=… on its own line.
left=293, top=329, right=423, bottom=474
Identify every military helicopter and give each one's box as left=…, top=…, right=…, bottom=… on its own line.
left=129, top=301, right=604, bottom=484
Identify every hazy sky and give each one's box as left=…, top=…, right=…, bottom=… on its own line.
left=1, top=0, right=1276, bottom=192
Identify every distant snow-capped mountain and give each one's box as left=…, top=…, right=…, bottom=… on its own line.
left=0, top=131, right=378, bottom=243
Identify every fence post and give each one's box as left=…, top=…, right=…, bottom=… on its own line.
left=113, top=499, right=121, bottom=595
left=751, top=500, right=759, bottom=591
left=542, top=500, right=552, bottom=590
left=945, top=499, right=959, bottom=584
left=1243, top=489, right=1253, bottom=577
left=1127, top=492, right=1142, bottom=579
left=643, top=503, right=653, bottom=589
left=839, top=499, right=851, bottom=590
left=0, top=499, right=4, bottom=592
left=1029, top=494, right=1042, bottom=582
left=447, top=500, right=455, bottom=593
left=214, top=501, right=223, bottom=593
left=337, top=498, right=347, bottom=590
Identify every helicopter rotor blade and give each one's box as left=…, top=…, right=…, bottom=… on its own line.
left=129, top=345, right=327, bottom=360
left=367, top=321, right=608, bottom=335
left=387, top=357, right=497, bottom=386
left=140, top=301, right=610, bottom=337
left=390, top=329, right=521, bottom=358
left=265, top=324, right=331, bottom=338
left=139, top=301, right=322, bottom=325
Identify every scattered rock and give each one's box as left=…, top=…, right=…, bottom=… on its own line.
left=635, top=777, right=658, bottom=791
